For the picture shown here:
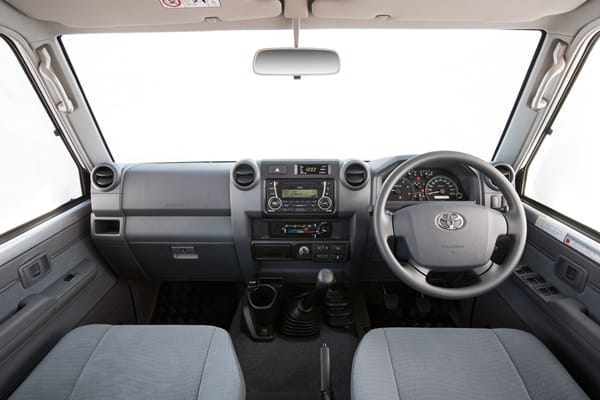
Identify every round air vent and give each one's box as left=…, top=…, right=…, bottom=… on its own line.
left=342, top=160, right=369, bottom=189
left=232, top=160, right=259, bottom=189
left=485, top=163, right=515, bottom=191
left=91, top=164, right=119, bottom=191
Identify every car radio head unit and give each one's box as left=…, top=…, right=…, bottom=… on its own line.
left=265, top=179, right=334, bottom=214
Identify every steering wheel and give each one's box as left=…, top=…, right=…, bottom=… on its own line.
left=374, top=151, right=527, bottom=300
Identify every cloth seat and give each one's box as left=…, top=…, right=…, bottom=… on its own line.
left=351, top=328, right=589, bottom=400
left=10, top=324, right=244, bottom=400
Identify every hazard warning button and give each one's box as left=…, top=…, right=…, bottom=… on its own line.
left=268, top=165, right=288, bottom=174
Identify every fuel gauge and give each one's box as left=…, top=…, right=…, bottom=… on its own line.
left=390, top=178, right=415, bottom=201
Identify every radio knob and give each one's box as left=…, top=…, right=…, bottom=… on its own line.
left=318, top=196, right=332, bottom=211
left=268, top=197, right=282, bottom=210
left=298, top=245, right=311, bottom=257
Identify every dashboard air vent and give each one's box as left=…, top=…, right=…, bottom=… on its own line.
left=233, top=161, right=257, bottom=188
left=344, top=161, right=368, bottom=188
left=92, top=164, right=118, bottom=190
left=485, top=163, right=515, bottom=191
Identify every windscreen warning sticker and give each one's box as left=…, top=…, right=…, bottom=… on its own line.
left=160, top=0, right=221, bottom=8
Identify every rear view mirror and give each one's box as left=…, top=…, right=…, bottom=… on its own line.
left=254, top=48, right=340, bottom=76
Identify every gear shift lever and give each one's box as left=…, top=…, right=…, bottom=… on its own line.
left=301, top=269, right=336, bottom=311
left=280, top=269, right=336, bottom=337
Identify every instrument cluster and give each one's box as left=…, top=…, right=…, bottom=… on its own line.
left=387, top=168, right=467, bottom=202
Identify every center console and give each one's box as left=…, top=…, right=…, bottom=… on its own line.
left=252, top=161, right=349, bottom=264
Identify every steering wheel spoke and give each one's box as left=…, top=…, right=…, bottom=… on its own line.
left=391, top=207, right=413, bottom=239
left=379, top=210, right=395, bottom=241
left=504, top=210, right=524, bottom=236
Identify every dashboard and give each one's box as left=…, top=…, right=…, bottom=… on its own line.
left=89, top=157, right=503, bottom=284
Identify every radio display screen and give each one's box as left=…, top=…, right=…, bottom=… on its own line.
left=298, top=164, right=329, bottom=175
left=281, top=189, right=319, bottom=199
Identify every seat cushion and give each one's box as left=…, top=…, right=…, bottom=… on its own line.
left=351, top=328, right=589, bottom=400
left=10, top=324, right=245, bottom=400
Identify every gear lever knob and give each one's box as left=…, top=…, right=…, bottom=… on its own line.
left=301, top=269, right=336, bottom=311
left=316, top=268, right=336, bottom=290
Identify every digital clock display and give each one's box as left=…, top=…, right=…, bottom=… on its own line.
left=298, top=164, right=329, bottom=175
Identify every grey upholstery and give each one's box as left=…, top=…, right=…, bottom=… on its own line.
left=10, top=324, right=245, bottom=400
left=352, top=328, right=589, bottom=400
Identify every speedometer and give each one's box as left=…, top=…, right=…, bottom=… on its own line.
left=425, top=175, right=461, bottom=201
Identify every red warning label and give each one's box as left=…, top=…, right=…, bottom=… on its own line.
left=161, top=0, right=182, bottom=8
left=160, top=0, right=221, bottom=8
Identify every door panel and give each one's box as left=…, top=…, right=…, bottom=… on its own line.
left=476, top=205, right=600, bottom=398
left=0, top=201, right=134, bottom=399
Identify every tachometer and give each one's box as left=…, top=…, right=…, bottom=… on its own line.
left=425, top=175, right=461, bottom=201
left=390, top=178, right=415, bottom=201
left=408, top=169, right=432, bottom=189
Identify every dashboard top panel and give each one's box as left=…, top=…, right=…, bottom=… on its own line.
left=121, top=162, right=231, bottom=216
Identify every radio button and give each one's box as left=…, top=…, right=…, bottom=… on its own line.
left=318, top=197, right=332, bottom=210
left=332, top=244, right=345, bottom=254
left=268, top=197, right=282, bottom=210
left=315, top=244, right=330, bottom=254
left=315, top=254, right=330, bottom=262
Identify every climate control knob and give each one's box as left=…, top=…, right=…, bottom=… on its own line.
left=318, top=196, right=333, bottom=211
left=268, top=197, right=282, bottom=210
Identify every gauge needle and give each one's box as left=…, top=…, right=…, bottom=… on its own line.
left=428, top=190, right=441, bottom=194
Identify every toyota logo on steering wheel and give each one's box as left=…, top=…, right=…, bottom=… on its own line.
left=435, top=212, right=466, bottom=230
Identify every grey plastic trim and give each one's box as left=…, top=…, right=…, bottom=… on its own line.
left=531, top=40, right=568, bottom=110
left=516, top=18, right=600, bottom=169
left=547, top=297, right=600, bottom=353
left=231, top=159, right=261, bottom=190
left=524, top=203, right=600, bottom=264
left=91, top=216, right=123, bottom=237
left=43, top=260, right=97, bottom=306
left=17, top=254, right=51, bottom=289
left=0, top=294, right=57, bottom=359
left=340, top=159, right=370, bottom=190
left=37, top=46, right=74, bottom=113
left=0, top=201, right=91, bottom=266
left=0, top=28, right=92, bottom=170
left=121, top=163, right=231, bottom=215
left=125, top=216, right=233, bottom=241
left=91, top=163, right=120, bottom=191
left=484, top=162, right=516, bottom=191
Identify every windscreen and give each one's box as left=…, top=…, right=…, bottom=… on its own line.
left=63, top=29, right=540, bottom=162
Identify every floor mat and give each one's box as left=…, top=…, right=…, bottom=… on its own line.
left=151, top=282, right=239, bottom=329
left=231, top=306, right=358, bottom=400
left=364, top=283, right=457, bottom=328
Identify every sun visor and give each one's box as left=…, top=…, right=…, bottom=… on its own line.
left=311, top=0, right=587, bottom=23
left=7, top=0, right=282, bottom=28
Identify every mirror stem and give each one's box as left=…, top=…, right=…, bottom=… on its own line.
left=293, top=18, right=300, bottom=48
